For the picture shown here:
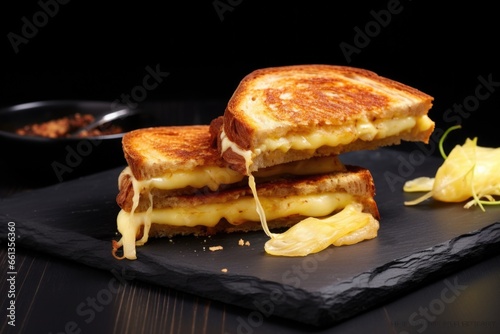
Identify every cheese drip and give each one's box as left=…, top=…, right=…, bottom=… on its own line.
left=264, top=203, right=377, bottom=256
left=220, top=130, right=274, bottom=237
left=113, top=140, right=347, bottom=259
left=220, top=130, right=379, bottom=256
left=116, top=193, right=354, bottom=260
left=256, top=115, right=433, bottom=153
left=118, top=165, right=244, bottom=192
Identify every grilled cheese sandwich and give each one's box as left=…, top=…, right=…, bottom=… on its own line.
left=113, top=64, right=434, bottom=260
left=216, top=64, right=434, bottom=174
left=113, top=125, right=379, bottom=260
left=209, top=64, right=434, bottom=255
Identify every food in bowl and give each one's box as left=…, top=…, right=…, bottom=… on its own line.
left=15, top=112, right=123, bottom=138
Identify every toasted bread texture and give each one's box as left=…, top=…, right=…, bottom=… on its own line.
left=218, top=64, right=434, bottom=174
left=117, top=165, right=379, bottom=234
left=122, top=125, right=225, bottom=180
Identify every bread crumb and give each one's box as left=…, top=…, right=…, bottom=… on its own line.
left=209, top=245, right=223, bottom=251
left=238, top=238, right=251, bottom=246
left=221, top=268, right=228, bottom=273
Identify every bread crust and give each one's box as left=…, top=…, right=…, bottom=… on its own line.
left=221, top=64, right=434, bottom=173
left=117, top=165, right=379, bottom=220
left=143, top=196, right=378, bottom=239
left=216, top=125, right=434, bottom=175
left=122, top=126, right=226, bottom=180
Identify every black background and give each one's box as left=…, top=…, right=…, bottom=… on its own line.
left=1, top=0, right=499, bottom=148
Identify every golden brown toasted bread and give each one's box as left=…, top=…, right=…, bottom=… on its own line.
left=122, top=125, right=225, bottom=180
left=214, top=64, right=434, bottom=174
left=117, top=164, right=379, bottom=236
left=118, top=126, right=347, bottom=207
left=117, top=164, right=378, bottom=216
left=114, top=124, right=380, bottom=260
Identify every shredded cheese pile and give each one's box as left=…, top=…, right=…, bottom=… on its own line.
left=404, top=126, right=500, bottom=211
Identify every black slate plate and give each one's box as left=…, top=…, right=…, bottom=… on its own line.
left=1, top=148, right=499, bottom=327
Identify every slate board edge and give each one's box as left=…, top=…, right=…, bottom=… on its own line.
left=2, top=215, right=499, bottom=327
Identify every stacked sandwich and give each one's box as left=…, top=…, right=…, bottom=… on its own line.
left=113, top=65, right=434, bottom=260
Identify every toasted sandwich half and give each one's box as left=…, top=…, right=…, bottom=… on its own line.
left=113, top=126, right=379, bottom=260
left=214, top=64, right=435, bottom=174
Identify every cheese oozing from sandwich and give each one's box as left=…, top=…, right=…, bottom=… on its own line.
left=116, top=192, right=357, bottom=259
left=220, top=130, right=273, bottom=237
left=118, top=165, right=245, bottom=192
left=220, top=130, right=379, bottom=256
left=232, top=115, right=434, bottom=158
left=264, top=202, right=378, bottom=257
left=114, top=152, right=348, bottom=260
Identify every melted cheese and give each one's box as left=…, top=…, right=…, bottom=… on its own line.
left=220, top=128, right=381, bottom=257
left=404, top=137, right=500, bottom=210
left=264, top=203, right=377, bottom=256
left=119, top=165, right=244, bottom=192
left=119, top=155, right=342, bottom=193
left=115, top=113, right=413, bottom=259
left=117, top=192, right=355, bottom=259
left=256, top=115, right=433, bottom=153
left=115, top=141, right=347, bottom=259
left=221, top=130, right=273, bottom=237
left=218, top=115, right=429, bottom=243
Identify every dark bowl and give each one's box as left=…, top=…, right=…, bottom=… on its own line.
left=0, top=100, right=154, bottom=188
